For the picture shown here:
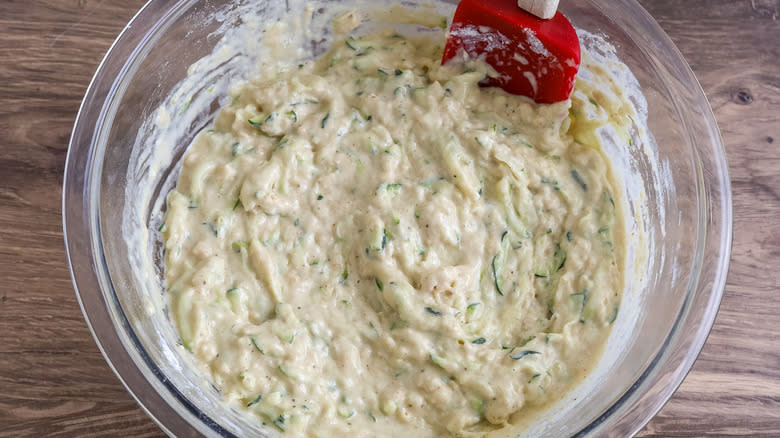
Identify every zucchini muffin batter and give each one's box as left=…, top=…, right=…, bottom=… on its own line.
left=162, top=29, right=625, bottom=437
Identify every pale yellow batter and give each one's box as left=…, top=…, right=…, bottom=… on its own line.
left=163, top=29, right=625, bottom=437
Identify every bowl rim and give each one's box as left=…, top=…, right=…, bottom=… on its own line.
left=63, top=1, right=236, bottom=436
left=63, top=0, right=732, bottom=436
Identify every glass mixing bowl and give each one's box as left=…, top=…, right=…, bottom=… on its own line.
left=63, top=0, right=732, bottom=436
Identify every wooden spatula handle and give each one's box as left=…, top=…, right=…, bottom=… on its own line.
left=517, top=0, right=559, bottom=19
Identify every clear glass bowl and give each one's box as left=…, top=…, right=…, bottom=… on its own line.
left=63, top=0, right=732, bottom=436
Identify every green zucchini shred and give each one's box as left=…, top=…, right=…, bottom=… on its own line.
left=337, top=406, right=355, bottom=419
left=430, top=353, right=446, bottom=368
left=247, top=394, right=263, bottom=407
left=492, top=231, right=510, bottom=295
left=510, top=350, right=540, bottom=360
left=202, top=221, right=218, bottom=237
left=608, top=306, right=619, bottom=323
left=492, top=255, right=504, bottom=294
left=381, top=183, right=402, bottom=193
left=603, top=190, right=615, bottom=208
left=250, top=336, right=264, bottom=354
left=232, top=241, right=248, bottom=252
left=425, top=306, right=442, bottom=316
left=534, top=243, right=567, bottom=278
left=518, top=336, right=535, bottom=347
left=179, top=97, right=192, bottom=115
left=345, top=36, right=360, bottom=51
left=273, top=415, right=286, bottom=431
left=570, top=289, right=589, bottom=313
left=571, top=169, right=588, bottom=191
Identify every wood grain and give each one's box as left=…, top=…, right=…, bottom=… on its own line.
left=0, top=0, right=778, bottom=436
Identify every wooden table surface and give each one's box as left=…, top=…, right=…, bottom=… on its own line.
left=1, top=0, right=778, bottom=436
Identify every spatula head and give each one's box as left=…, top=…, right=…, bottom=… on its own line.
left=442, top=0, right=580, bottom=104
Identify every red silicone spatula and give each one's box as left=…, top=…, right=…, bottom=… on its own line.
left=442, top=0, right=580, bottom=104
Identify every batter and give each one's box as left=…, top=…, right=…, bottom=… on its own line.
left=162, top=29, right=625, bottom=437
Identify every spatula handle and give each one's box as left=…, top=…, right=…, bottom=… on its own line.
left=517, top=0, right=559, bottom=20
